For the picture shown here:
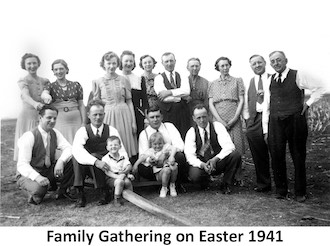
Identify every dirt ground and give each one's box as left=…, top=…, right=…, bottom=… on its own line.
left=1, top=118, right=329, bottom=226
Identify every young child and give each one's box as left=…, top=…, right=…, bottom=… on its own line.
left=102, top=136, right=134, bottom=206
left=134, top=132, right=178, bottom=198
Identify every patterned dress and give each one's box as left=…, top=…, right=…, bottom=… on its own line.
left=141, top=73, right=158, bottom=108
left=14, top=75, right=50, bottom=161
left=92, top=74, right=138, bottom=158
left=209, top=75, right=245, bottom=154
left=46, top=80, right=84, bottom=144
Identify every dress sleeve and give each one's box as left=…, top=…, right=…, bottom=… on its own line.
left=237, top=78, right=245, bottom=96
left=75, top=82, right=84, bottom=100
left=92, top=79, right=101, bottom=100
left=17, top=78, right=28, bottom=90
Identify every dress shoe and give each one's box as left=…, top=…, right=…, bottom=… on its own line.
left=75, top=194, right=86, bottom=207
left=28, top=195, right=41, bottom=205
left=114, top=197, right=124, bottom=207
left=254, top=186, right=271, bottom=193
left=56, top=188, right=77, bottom=201
left=98, top=190, right=111, bottom=205
left=296, top=195, right=307, bottom=203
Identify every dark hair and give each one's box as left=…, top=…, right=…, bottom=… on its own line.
left=20, top=53, right=41, bottom=70
left=119, top=50, right=136, bottom=70
left=249, top=54, right=265, bottom=63
left=100, top=51, right=120, bottom=69
left=107, top=135, right=121, bottom=145
left=39, top=104, right=58, bottom=116
left=192, top=103, right=208, bottom=114
left=148, top=132, right=165, bottom=148
left=51, top=59, right=69, bottom=74
left=87, top=99, right=105, bottom=112
left=269, top=50, right=286, bottom=58
left=146, top=105, right=162, bottom=115
left=214, top=56, right=232, bottom=71
left=139, top=54, right=157, bottom=70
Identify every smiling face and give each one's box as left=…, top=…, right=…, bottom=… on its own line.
left=217, top=59, right=231, bottom=75
left=106, top=139, right=121, bottom=155
left=250, top=56, right=266, bottom=75
left=141, top=56, right=154, bottom=72
left=187, top=60, right=201, bottom=76
left=270, top=52, right=287, bottom=73
left=121, top=54, right=135, bottom=73
left=151, top=139, right=165, bottom=152
left=39, top=109, right=57, bottom=132
left=52, top=63, right=67, bottom=80
left=103, top=57, right=118, bottom=75
left=25, top=57, right=39, bottom=75
left=162, top=54, right=176, bottom=72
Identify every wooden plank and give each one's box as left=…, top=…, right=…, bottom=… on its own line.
left=122, top=189, right=194, bottom=226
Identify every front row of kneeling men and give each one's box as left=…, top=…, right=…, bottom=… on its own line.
left=16, top=100, right=243, bottom=207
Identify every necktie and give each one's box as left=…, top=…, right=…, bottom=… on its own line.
left=96, top=128, right=100, bottom=137
left=170, top=72, right=176, bottom=88
left=204, top=129, right=208, bottom=144
left=278, top=73, right=282, bottom=83
left=45, top=132, right=51, bottom=168
left=257, top=75, right=264, bottom=104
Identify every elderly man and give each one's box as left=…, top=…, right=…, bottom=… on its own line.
left=185, top=57, right=209, bottom=124
left=243, top=55, right=271, bottom=192
left=264, top=51, right=324, bottom=202
left=154, top=52, right=191, bottom=138
left=184, top=104, right=242, bottom=194
left=16, top=105, right=74, bottom=205
left=134, top=105, right=189, bottom=192
left=72, top=100, right=128, bottom=207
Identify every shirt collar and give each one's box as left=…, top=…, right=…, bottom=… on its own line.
left=108, top=153, right=125, bottom=162
left=274, top=67, right=290, bottom=80
left=90, top=124, right=104, bottom=135
left=38, top=125, right=49, bottom=136
left=197, top=123, right=210, bottom=134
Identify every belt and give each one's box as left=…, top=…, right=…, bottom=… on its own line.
left=58, top=106, right=79, bottom=112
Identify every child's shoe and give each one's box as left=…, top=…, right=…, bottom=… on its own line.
left=159, top=186, right=168, bottom=198
left=169, top=183, right=177, bottom=197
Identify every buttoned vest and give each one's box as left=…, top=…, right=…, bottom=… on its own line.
left=157, top=72, right=182, bottom=112
left=194, top=123, right=221, bottom=162
left=270, top=69, right=304, bottom=117
left=85, top=124, right=110, bottom=157
left=30, top=128, right=57, bottom=176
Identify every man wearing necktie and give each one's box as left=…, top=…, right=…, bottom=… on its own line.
left=184, top=104, right=242, bottom=194
left=243, top=55, right=271, bottom=193
left=154, top=52, right=191, bottom=138
left=72, top=99, right=128, bottom=207
left=16, top=105, right=74, bottom=205
left=263, top=51, right=325, bottom=202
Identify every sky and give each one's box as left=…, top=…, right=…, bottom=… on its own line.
left=0, top=0, right=329, bottom=119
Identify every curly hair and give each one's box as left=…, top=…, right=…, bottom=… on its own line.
left=51, top=59, right=69, bottom=74
left=20, top=53, right=41, bottom=70
left=119, top=50, right=136, bottom=71
left=214, top=56, right=232, bottom=71
left=100, top=51, right=120, bottom=69
left=139, top=54, right=157, bottom=70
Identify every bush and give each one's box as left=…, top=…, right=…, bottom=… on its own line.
left=308, top=94, right=330, bottom=135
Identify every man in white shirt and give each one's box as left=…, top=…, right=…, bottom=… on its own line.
left=16, top=105, right=74, bottom=205
left=154, top=52, right=191, bottom=138
left=263, top=51, right=325, bottom=202
left=184, top=104, right=241, bottom=194
left=72, top=100, right=128, bottom=207
left=243, top=55, right=271, bottom=193
left=134, top=105, right=189, bottom=192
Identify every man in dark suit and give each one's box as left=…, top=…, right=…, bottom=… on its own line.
left=154, top=52, right=191, bottom=138
left=264, top=51, right=324, bottom=202
left=243, top=55, right=271, bottom=192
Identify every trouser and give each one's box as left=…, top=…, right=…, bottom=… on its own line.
left=189, top=150, right=241, bottom=186
left=246, top=112, right=271, bottom=189
left=17, top=159, right=74, bottom=203
left=268, top=112, right=308, bottom=196
left=73, top=154, right=106, bottom=189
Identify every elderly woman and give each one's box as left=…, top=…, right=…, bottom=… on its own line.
left=14, top=53, right=50, bottom=161
left=120, top=50, right=147, bottom=136
left=209, top=57, right=245, bottom=184
left=92, top=51, right=137, bottom=159
left=41, top=59, right=86, bottom=144
left=139, top=54, right=158, bottom=108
